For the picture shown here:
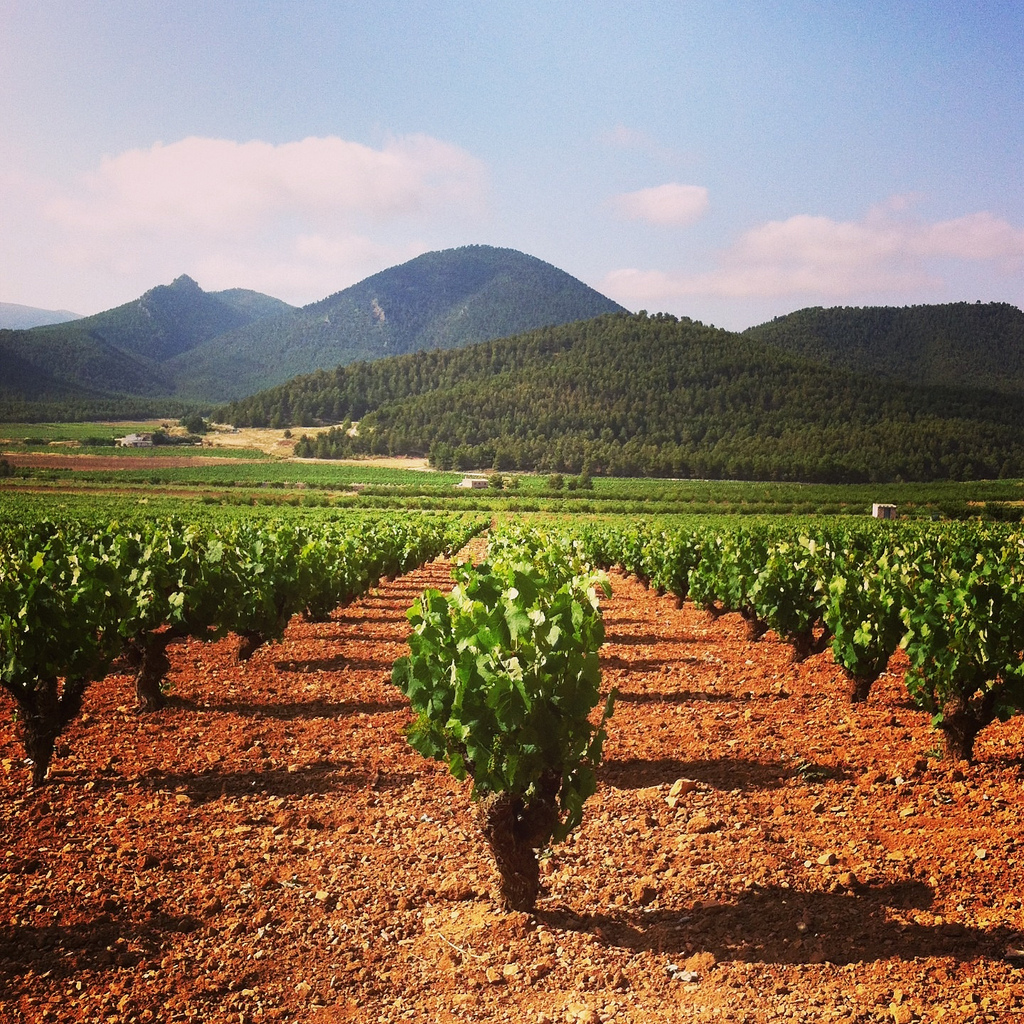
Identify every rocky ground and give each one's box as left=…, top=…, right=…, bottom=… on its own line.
left=2, top=555, right=1024, bottom=1024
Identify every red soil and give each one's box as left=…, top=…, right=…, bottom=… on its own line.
left=2, top=561, right=1023, bottom=1023
left=1, top=454, right=254, bottom=471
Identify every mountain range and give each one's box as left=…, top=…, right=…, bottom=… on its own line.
left=3, top=242, right=1024, bottom=483
left=0, top=246, right=626, bottom=408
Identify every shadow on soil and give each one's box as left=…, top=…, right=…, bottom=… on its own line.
left=272, top=656, right=395, bottom=674
left=57, top=762, right=417, bottom=803
left=599, top=756, right=845, bottom=791
left=150, top=764, right=418, bottom=803
left=0, top=916, right=192, bottom=986
left=173, top=697, right=407, bottom=720
left=602, top=655, right=703, bottom=674
left=612, top=689, right=741, bottom=705
left=0, top=914, right=268, bottom=1003
left=603, top=634, right=667, bottom=647
left=604, top=633, right=722, bottom=648
left=289, top=617, right=404, bottom=638
left=538, top=881, right=1011, bottom=966
left=327, top=614, right=410, bottom=628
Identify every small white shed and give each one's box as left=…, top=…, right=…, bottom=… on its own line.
left=456, top=474, right=489, bottom=490
left=117, top=433, right=153, bottom=448
left=872, top=503, right=896, bottom=520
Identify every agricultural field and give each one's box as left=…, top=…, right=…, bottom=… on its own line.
left=2, top=514, right=1024, bottom=1022
left=2, top=545, right=1023, bottom=1022
left=4, top=423, right=1024, bottom=518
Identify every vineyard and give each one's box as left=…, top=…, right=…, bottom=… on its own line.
left=2, top=512, right=1024, bottom=1022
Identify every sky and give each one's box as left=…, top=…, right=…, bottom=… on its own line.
left=1, top=0, right=1022, bottom=330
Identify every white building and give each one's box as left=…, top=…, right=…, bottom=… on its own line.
left=455, top=474, right=489, bottom=489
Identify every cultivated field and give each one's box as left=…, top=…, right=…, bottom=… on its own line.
left=2, top=557, right=1022, bottom=1023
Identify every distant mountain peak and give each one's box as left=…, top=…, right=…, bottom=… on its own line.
left=171, top=245, right=627, bottom=401
left=2, top=247, right=622, bottom=404
left=0, top=302, right=83, bottom=330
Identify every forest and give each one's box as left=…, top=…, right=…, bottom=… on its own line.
left=743, top=301, right=1024, bottom=393
left=220, top=312, right=1024, bottom=483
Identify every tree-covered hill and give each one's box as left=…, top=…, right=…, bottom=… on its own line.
left=744, top=302, right=1024, bottom=394
left=0, top=275, right=296, bottom=403
left=0, top=246, right=625, bottom=409
left=168, top=245, right=628, bottom=400
left=220, top=311, right=1024, bottom=483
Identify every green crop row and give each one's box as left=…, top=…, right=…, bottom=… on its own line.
left=566, top=517, right=1024, bottom=762
left=0, top=512, right=486, bottom=789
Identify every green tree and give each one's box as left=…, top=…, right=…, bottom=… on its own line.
left=179, top=412, right=208, bottom=434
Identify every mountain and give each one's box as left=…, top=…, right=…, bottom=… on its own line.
left=0, top=302, right=82, bottom=330
left=210, top=288, right=296, bottom=322
left=0, top=247, right=625, bottom=408
left=743, top=302, right=1024, bottom=394
left=168, top=245, right=628, bottom=400
left=35, top=274, right=287, bottom=363
left=220, top=311, right=1024, bottom=483
left=0, top=275, right=297, bottom=403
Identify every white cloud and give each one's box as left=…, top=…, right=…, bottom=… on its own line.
left=45, top=134, right=486, bottom=234
left=1, top=134, right=487, bottom=310
left=612, top=183, right=709, bottom=227
left=913, top=211, right=1024, bottom=263
left=603, top=201, right=1024, bottom=305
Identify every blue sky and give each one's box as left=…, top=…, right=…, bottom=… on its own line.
left=2, top=0, right=1022, bottom=329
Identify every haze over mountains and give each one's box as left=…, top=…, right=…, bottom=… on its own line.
left=0, top=302, right=83, bottom=330
left=0, top=246, right=626, bottom=406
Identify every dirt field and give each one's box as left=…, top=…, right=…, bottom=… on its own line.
left=2, top=562, right=1023, bottom=1023
left=1, top=439, right=431, bottom=472
left=204, top=426, right=430, bottom=469
left=0, top=453, right=255, bottom=471
left=204, top=426, right=299, bottom=457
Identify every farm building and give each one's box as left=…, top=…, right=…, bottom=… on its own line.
left=455, top=474, right=489, bottom=489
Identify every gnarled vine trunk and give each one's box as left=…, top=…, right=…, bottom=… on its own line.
left=847, top=671, right=877, bottom=704
left=477, top=771, right=561, bottom=912
left=15, top=675, right=89, bottom=787
left=790, top=626, right=831, bottom=664
left=129, top=634, right=173, bottom=712
left=940, top=691, right=999, bottom=762
left=740, top=607, right=768, bottom=641
left=237, top=631, right=265, bottom=662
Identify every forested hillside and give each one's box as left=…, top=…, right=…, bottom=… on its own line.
left=220, top=312, right=1024, bottom=483
left=169, top=245, right=627, bottom=400
left=0, top=275, right=295, bottom=405
left=0, top=246, right=625, bottom=410
left=744, top=302, right=1024, bottom=393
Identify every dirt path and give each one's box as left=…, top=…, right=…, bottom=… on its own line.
left=2, top=567, right=1023, bottom=1023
